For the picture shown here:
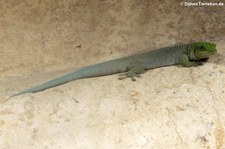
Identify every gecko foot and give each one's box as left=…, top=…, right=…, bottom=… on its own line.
left=118, top=71, right=141, bottom=81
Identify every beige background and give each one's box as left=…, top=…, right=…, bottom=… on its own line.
left=0, top=0, right=225, bottom=148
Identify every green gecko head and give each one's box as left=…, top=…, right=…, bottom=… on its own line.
left=189, top=42, right=217, bottom=60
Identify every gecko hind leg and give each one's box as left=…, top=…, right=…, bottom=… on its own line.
left=118, top=61, right=146, bottom=81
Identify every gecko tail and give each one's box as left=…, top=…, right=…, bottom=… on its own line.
left=8, top=70, right=82, bottom=98
left=8, top=89, right=35, bottom=98
left=8, top=60, right=121, bottom=98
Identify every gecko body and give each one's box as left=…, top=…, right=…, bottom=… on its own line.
left=10, top=42, right=217, bottom=97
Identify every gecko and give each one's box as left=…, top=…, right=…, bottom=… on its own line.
left=10, top=41, right=217, bottom=98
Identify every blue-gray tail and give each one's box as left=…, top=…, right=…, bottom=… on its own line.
left=9, top=59, right=124, bottom=98
left=9, top=71, right=81, bottom=98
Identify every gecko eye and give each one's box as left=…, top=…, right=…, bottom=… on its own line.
left=199, top=45, right=204, bottom=50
